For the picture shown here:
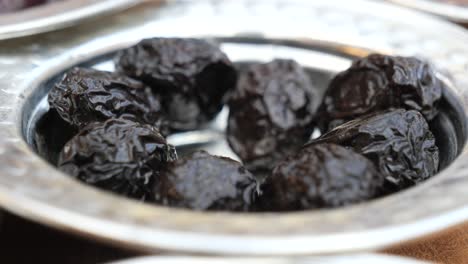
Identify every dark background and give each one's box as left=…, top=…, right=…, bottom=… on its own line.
left=0, top=211, right=138, bottom=263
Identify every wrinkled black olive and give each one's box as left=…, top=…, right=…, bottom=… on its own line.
left=34, top=109, right=78, bottom=165
left=316, top=54, right=442, bottom=132
left=227, top=59, right=318, bottom=172
left=259, top=143, right=382, bottom=211
left=115, top=38, right=237, bottom=131
left=154, top=151, right=258, bottom=211
left=311, top=109, right=439, bottom=190
left=48, top=67, right=167, bottom=134
left=58, top=119, right=177, bottom=200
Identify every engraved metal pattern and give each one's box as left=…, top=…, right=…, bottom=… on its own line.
left=0, top=0, right=467, bottom=255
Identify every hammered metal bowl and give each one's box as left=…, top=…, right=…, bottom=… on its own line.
left=0, top=0, right=468, bottom=256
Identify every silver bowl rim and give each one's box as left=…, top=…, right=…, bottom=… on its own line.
left=109, top=254, right=428, bottom=264
left=0, top=0, right=145, bottom=40
left=0, top=0, right=468, bottom=256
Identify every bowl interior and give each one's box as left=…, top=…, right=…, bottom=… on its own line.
left=22, top=38, right=468, bottom=204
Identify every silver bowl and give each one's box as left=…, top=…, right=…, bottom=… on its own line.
left=387, top=0, right=468, bottom=23
left=110, top=255, right=428, bottom=264
left=0, top=0, right=145, bottom=40
left=0, top=0, right=468, bottom=256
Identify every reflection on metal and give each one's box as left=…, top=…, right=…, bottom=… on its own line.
left=112, top=255, right=427, bottom=264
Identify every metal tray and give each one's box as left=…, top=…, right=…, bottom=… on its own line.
left=0, top=0, right=145, bottom=40
left=1, top=0, right=468, bottom=256
left=387, top=0, right=468, bottom=23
